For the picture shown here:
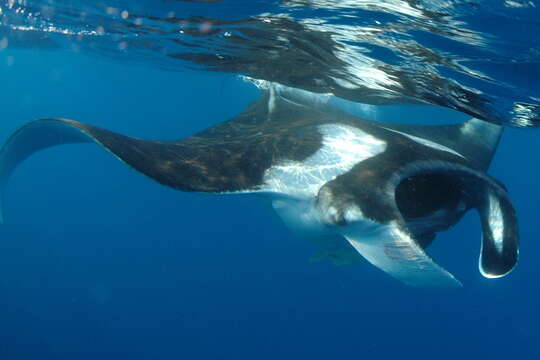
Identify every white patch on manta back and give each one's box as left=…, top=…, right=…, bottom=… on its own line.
left=262, top=123, right=387, bottom=198
left=382, top=127, right=466, bottom=159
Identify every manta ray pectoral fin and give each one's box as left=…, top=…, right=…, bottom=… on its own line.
left=382, top=118, right=502, bottom=170
left=0, top=119, right=94, bottom=222
left=0, top=117, right=266, bottom=222
left=0, top=88, right=343, bottom=216
left=342, top=222, right=462, bottom=287
left=477, top=187, right=519, bottom=278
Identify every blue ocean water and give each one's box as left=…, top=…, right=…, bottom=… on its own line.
left=0, top=1, right=539, bottom=359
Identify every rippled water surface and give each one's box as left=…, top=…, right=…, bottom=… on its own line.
left=1, top=0, right=539, bottom=126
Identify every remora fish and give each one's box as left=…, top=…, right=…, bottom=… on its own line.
left=0, top=87, right=518, bottom=287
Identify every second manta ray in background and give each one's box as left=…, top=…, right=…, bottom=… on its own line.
left=0, top=87, right=519, bottom=287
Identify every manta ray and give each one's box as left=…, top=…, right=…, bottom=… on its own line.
left=0, top=87, right=518, bottom=287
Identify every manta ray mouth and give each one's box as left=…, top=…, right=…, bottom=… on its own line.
left=391, top=163, right=519, bottom=283
left=395, top=172, right=464, bottom=246
left=341, top=165, right=518, bottom=288
left=395, top=173, right=464, bottom=221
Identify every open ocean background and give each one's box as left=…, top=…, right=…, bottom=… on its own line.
left=0, top=1, right=539, bottom=359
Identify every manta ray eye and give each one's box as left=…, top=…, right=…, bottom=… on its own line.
left=395, top=173, right=462, bottom=220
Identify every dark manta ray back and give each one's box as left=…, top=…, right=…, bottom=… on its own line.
left=0, top=86, right=519, bottom=287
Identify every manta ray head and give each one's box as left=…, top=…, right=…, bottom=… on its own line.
left=313, top=160, right=519, bottom=287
